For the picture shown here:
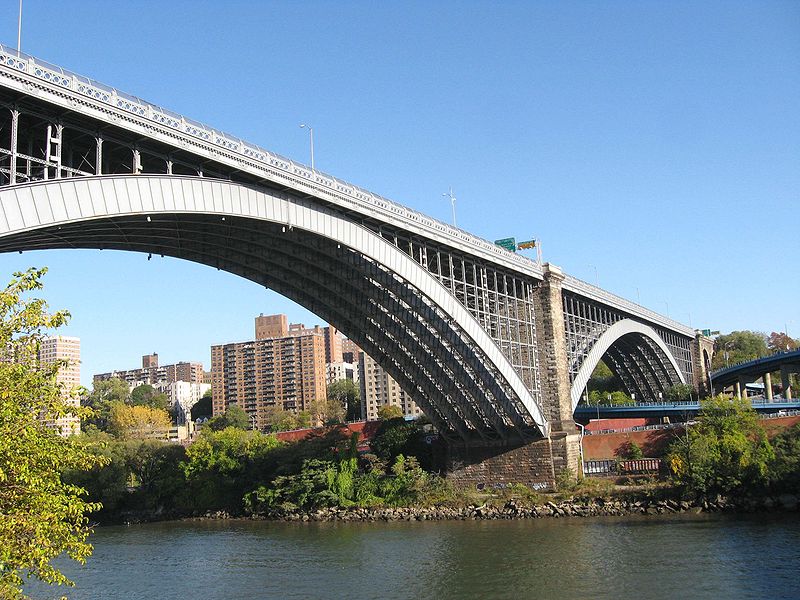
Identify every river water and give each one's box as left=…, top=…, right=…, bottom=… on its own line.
left=29, top=513, right=800, bottom=600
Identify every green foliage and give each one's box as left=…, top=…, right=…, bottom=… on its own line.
left=369, top=417, right=432, bottom=470
left=767, top=424, right=800, bottom=493
left=63, top=431, right=130, bottom=517
left=260, top=405, right=310, bottom=433
left=245, top=450, right=430, bottom=512
left=206, top=403, right=251, bottom=431
left=83, top=377, right=130, bottom=431
left=190, top=389, right=213, bottom=420
left=711, top=331, right=768, bottom=370
left=130, top=384, right=170, bottom=411
left=124, top=440, right=187, bottom=510
left=587, top=389, right=634, bottom=406
left=666, top=395, right=773, bottom=496
left=327, top=379, right=361, bottom=422
left=666, top=383, right=694, bottom=403
left=182, top=427, right=280, bottom=511
left=588, top=360, right=620, bottom=394
left=107, top=402, right=171, bottom=439
left=616, top=440, right=644, bottom=460
left=377, top=404, right=404, bottom=420
left=0, top=268, right=107, bottom=597
left=555, top=468, right=577, bottom=492
left=312, top=396, right=347, bottom=426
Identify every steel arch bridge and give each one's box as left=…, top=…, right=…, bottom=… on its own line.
left=0, top=46, right=706, bottom=474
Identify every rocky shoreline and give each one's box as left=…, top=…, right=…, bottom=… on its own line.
left=191, top=493, right=799, bottom=524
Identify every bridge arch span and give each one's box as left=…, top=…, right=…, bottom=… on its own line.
left=570, top=319, right=686, bottom=411
left=0, top=175, right=548, bottom=441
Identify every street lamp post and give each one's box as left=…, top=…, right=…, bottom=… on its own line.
left=442, top=187, right=457, bottom=227
left=706, top=354, right=714, bottom=397
left=299, top=124, right=314, bottom=170
left=17, top=0, right=23, bottom=57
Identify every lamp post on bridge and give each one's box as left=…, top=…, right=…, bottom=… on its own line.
left=442, top=187, right=457, bottom=227
left=299, top=123, right=314, bottom=171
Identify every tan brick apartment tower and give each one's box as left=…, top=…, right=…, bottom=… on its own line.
left=211, top=314, right=327, bottom=430
left=39, top=335, right=81, bottom=436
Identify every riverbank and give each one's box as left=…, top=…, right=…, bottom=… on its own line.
left=182, top=491, right=800, bottom=525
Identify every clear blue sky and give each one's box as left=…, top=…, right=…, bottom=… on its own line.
left=0, top=1, right=797, bottom=386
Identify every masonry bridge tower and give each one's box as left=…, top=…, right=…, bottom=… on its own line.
left=0, top=47, right=709, bottom=487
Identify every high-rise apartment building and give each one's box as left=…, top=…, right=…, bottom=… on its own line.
left=323, top=325, right=343, bottom=364
left=211, top=314, right=327, bottom=430
left=94, top=354, right=204, bottom=388
left=39, top=335, right=81, bottom=436
left=359, top=352, right=423, bottom=421
left=142, top=353, right=159, bottom=369
left=341, top=338, right=361, bottom=364
left=255, top=313, right=288, bottom=340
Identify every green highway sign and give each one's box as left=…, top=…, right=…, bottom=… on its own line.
left=517, top=239, right=536, bottom=250
left=494, top=237, right=516, bottom=252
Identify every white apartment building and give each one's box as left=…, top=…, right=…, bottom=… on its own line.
left=326, top=361, right=360, bottom=387
left=156, top=380, right=211, bottom=425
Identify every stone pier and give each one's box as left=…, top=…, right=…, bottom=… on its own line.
left=443, top=263, right=582, bottom=490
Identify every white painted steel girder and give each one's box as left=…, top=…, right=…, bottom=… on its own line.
left=0, top=175, right=550, bottom=438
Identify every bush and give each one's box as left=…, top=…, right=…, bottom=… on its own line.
left=615, top=440, right=644, bottom=460
left=370, top=418, right=432, bottom=470
left=767, top=424, right=800, bottom=493
left=666, top=395, right=773, bottom=496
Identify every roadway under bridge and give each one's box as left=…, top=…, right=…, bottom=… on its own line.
left=0, top=46, right=712, bottom=486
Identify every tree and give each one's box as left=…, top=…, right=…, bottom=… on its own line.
left=369, top=417, right=432, bottom=470
left=666, top=383, right=694, bottom=403
left=711, top=331, right=768, bottom=370
left=667, top=394, right=773, bottom=496
left=327, top=379, right=361, bottom=421
left=587, top=390, right=633, bottom=406
left=377, top=404, right=404, bottom=420
left=768, top=424, right=800, bottom=492
left=123, top=440, right=187, bottom=511
left=588, top=360, right=620, bottom=394
left=82, top=377, right=130, bottom=431
left=107, top=403, right=171, bottom=439
left=261, top=405, right=301, bottom=433
left=615, top=440, right=644, bottom=460
left=311, top=396, right=346, bottom=426
left=767, top=331, right=799, bottom=354
left=130, top=384, right=170, bottom=412
left=191, top=388, right=213, bottom=420
left=206, top=403, right=251, bottom=431
left=0, top=268, right=107, bottom=597
left=182, top=427, right=280, bottom=511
